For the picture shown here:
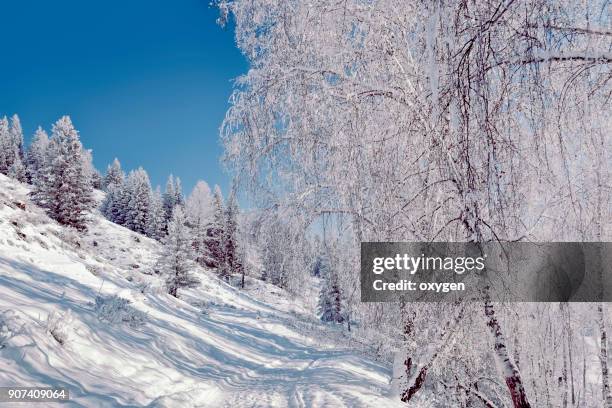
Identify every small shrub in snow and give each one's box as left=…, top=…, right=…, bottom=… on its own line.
left=0, top=310, right=22, bottom=349
left=58, top=228, right=82, bottom=248
left=8, top=215, right=25, bottom=229
left=85, top=264, right=101, bottom=276
left=93, top=295, right=146, bottom=328
left=46, top=310, right=73, bottom=345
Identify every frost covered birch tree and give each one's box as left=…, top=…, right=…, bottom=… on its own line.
left=218, top=0, right=611, bottom=405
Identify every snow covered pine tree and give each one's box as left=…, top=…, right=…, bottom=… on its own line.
left=317, top=252, right=344, bottom=323
left=33, top=116, right=94, bottom=231
left=0, top=114, right=27, bottom=182
left=103, top=158, right=124, bottom=191
left=124, top=167, right=152, bottom=234
left=204, top=185, right=227, bottom=274
left=146, top=187, right=166, bottom=241
left=159, top=207, right=200, bottom=298
left=186, top=180, right=215, bottom=266
left=25, top=127, right=49, bottom=185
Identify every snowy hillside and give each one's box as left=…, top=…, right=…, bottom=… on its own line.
left=0, top=174, right=400, bottom=407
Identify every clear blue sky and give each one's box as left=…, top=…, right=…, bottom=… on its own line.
left=0, top=0, right=247, bottom=195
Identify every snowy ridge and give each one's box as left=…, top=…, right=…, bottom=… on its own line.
left=0, top=174, right=400, bottom=407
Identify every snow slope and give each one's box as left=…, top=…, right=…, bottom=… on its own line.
left=0, top=174, right=400, bottom=408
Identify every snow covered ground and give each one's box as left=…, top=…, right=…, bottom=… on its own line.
left=0, top=174, right=400, bottom=407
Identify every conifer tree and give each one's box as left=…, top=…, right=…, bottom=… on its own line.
left=174, top=176, right=184, bottom=208
left=186, top=181, right=214, bottom=266
left=34, top=116, right=94, bottom=230
left=223, top=187, right=243, bottom=282
left=8, top=153, right=27, bottom=182
left=91, top=168, right=103, bottom=189
left=205, top=185, right=227, bottom=275
left=124, top=167, right=151, bottom=234
left=317, top=252, right=344, bottom=323
left=159, top=207, right=200, bottom=298
left=26, top=127, right=49, bottom=184
left=0, top=117, right=9, bottom=174
left=0, top=115, right=27, bottom=182
left=163, top=175, right=177, bottom=223
left=146, top=187, right=166, bottom=241
left=9, top=114, right=24, bottom=162
left=103, top=158, right=124, bottom=191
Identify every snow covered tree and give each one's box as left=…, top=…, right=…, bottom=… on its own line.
left=223, top=187, right=243, bottom=283
left=90, top=168, right=102, bottom=189
left=0, top=116, right=11, bottom=174
left=317, top=251, right=344, bottom=323
left=0, top=115, right=25, bottom=180
left=101, top=182, right=124, bottom=224
left=204, top=185, right=227, bottom=275
left=186, top=180, right=214, bottom=266
left=103, top=158, right=124, bottom=191
left=9, top=114, right=24, bottom=162
left=34, top=116, right=94, bottom=230
left=8, top=154, right=27, bottom=182
left=146, top=187, right=166, bottom=241
left=100, top=158, right=127, bottom=223
left=162, top=175, right=177, bottom=223
left=174, top=176, right=184, bottom=208
left=124, top=167, right=151, bottom=234
left=186, top=180, right=213, bottom=225
left=26, top=127, right=49, bottom=184
left=80, top=148, right=96, bottom=186
left=158, top=206, right=200, bottom=298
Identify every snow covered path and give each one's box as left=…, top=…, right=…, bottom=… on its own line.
left=0, top=175, right=400, bottom=407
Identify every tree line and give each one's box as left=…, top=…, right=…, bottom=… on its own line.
left=0, top=113, right=244, bottom=298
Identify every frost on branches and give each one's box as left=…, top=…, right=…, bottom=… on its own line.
left=219, top=0, right=611, bottom=406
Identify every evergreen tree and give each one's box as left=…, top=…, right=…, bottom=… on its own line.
left=159, top=207, right=200, bottom=298
left=146, top=187, right=166, bottom=241
left=91, top=169, right=102, bottom=189
left=100, top=185, right=115, bottom=219
left=205, top=185, right=227, bottom=274
left=0, top=114, right=25, bottom=177
left=9, top=114, right=24, bottom=162
left=81, top=148, right=97, bottom=188
left=103, top=158, right=124, bottom=191
left=100, top=159, right=127, bottom=224
left=174, top=176, right=184, bottom=208
left=317, top=252, right=344, bottom=323
left=8, top=153, right=27, bottom=182
left=111, top=179, right=132, bottom=226
left=124, top=168, right=151, bottom=234
left=186, top=181, right=214, bottom=266
left=34, top=116, right=94, bottom=230
left=162, top=175, right=177, bottom=223
left=223, top=187, right=242, bottom=282
left=0, top=116, right=10, bottom=174
left=26, top=127, right=49, bottom=184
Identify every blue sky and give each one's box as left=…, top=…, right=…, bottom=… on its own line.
left=0, top=0, right=247, bottom=195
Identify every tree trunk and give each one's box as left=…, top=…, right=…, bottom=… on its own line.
left=400, top=304, right=464, bottom=403
left=599, top=303, right=612, bottom=407
left=484, top=295, right=531, bottom=408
